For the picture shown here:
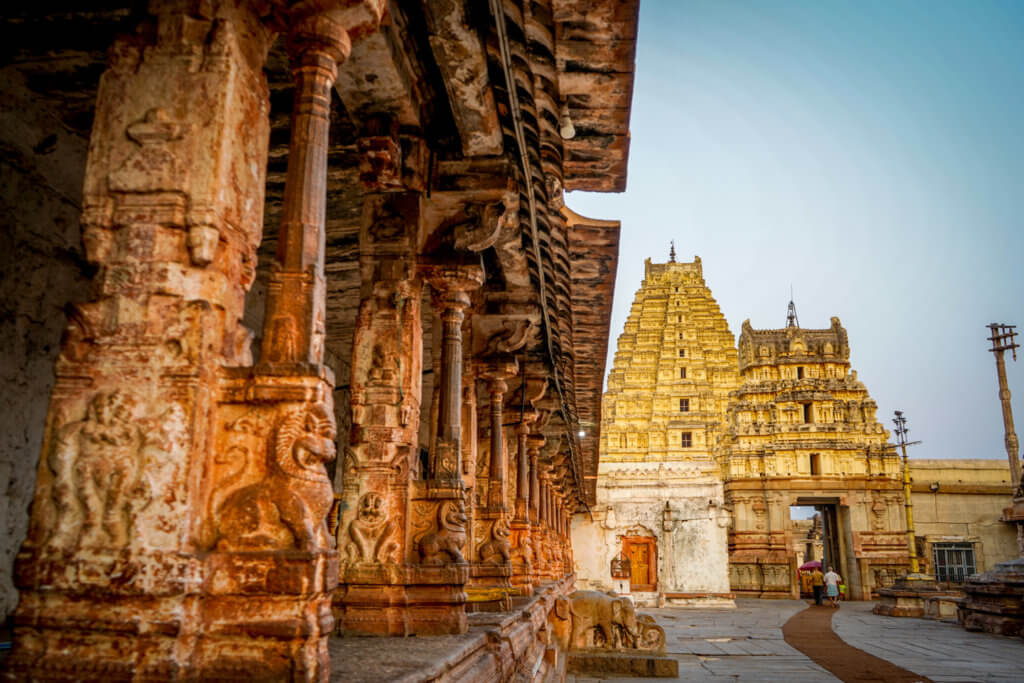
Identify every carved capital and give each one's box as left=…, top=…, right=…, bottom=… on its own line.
left=286, top=10, right=352, bottom=67
left=481, top=356, right=519, bottom=387
left=425, top=262, right=484, bottom=313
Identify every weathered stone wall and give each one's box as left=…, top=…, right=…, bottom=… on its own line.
left=573, top=462, right=733, bottom=606
left=910, top=459, right=1018, bottom=573
left=0, top=69, right=91, bottom=618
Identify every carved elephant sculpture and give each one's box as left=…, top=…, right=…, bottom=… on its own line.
left=553, top=590, right=667, bottom=654
left=566, top=590, right=641, bottom=650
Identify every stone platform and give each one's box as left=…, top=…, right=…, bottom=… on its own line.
left=873, top=572, right=958, bottom=618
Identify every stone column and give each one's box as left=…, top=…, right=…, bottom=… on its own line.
left=427, top=265, right=483, bottom=479
left=335, top=180, right=425, bottom=636
left=516, top=421, right=532, bottom=520
left=467, top=357, right=517, bottom=611
left=528, top=434, right=544, bottom=588
left=397, top=264, right=482, bottom=631
left=510, top=416, right=535, bottom=594
left=485, top=372, right=511, bottom=508
left=259, top=15, right=349, bottom=367
left=539, top=476, right=552, bottom=583
left=6, top=3, right=378, bottom=678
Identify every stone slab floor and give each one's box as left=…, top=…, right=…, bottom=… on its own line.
left=570, top=599, right=1024, bottom=683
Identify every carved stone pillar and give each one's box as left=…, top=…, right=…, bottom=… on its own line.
left=484, top=367, right=514, bottom=508
left=428, top=266, right=483, bottom=471
left=6, top=3, right=380, bottom=679
left=335, top=186, right=424, bottom=636
left=509, top=416, right=534, bottom=594
left=538, top=475, right=553, bottom=583
left=259, top=14, right=349, bottom=367
left=515, top=420, right=532, bottom=521
left=399, top=264, right=482, bottom=631
left=467, top=357, right=517, bottom=611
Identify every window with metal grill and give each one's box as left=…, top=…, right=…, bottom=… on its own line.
left=679, top=398, right=689, bottom=412
left=681, top=432, right=692, bottom=448
left=933, top=543, right=976, bottom=583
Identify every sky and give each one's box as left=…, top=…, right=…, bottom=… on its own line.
left=567, top=0, right=1024, bottom=463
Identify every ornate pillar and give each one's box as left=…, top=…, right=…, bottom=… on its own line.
left=510, top=415, right=535, bottom=594
left=259, top=14, right=348, bottom=367
left=336, top=181, right=424, bottom=635
left=7, top=2, right=384, bottom=678
left=334, top=111, right=444, bottom=633
left=467, top=357, right=517, bottom=611
left=397, top=264, right=483, bottom=631
left=427, top=265, right=483, bottom=478
left=528, top=433, right=544, bottom=588
left=539, top=475, right=552, bottom=583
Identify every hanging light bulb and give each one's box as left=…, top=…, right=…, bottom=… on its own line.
left=559, top=102, right=576, bottom=140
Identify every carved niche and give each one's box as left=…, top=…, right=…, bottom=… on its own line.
left=211, top=402, right=337, bottom=552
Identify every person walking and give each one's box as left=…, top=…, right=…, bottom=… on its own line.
left=810, top=567, right=825, bottom=606
left=824, top=566, right=842, bottom=608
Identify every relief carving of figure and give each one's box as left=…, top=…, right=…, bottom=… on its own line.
left=478, top=516, right=511, bottom=565
left=214, top=403, right=337, bottom=552
left=871, top=498, right=887, bottom=531
left=345, top=492, right=398, bottom=565
left=367, top=342, right=399, bottom=387
left=47, top=390, right=151, bottom=548
left=418, top=498, right=468, bottom=565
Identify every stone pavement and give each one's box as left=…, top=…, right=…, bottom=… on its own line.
left=570, top=598, right=1024, bottom=683
left=833, top=601, right=1024, bottom=683
left=574, top=599, right=837, bottom=683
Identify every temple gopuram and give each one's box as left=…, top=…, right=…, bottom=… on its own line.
left=0, top=1, right=642, bottom=679
left=577, top=256, right=914, bottom=605
left=721, top=315, right=909, bottom=599
left=573, top=255, right=737, bottom=606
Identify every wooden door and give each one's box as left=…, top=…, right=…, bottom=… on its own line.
left=623, top=537, right=657, bottom=592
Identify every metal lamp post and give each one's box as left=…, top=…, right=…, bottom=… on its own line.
left=892, top=410, right=922, bottom=574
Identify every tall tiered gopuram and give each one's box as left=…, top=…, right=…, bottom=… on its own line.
left=719, top=316, right=909, bottom=599
left=573, top=255, right=737, bottom=606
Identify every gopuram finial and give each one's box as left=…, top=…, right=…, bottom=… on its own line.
left=786, top=286, right=799, bottom=328
left=669, top=241, right=676, bottom=263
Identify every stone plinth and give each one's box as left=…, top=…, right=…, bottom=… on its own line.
left=958, top=556, right=1024, bottom=638
left=872, top=573, right=951, bottom=618
left=567, top=652, right=679, bottom=678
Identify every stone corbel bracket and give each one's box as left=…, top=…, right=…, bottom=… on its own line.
left=421, top=158, right=519, bottom=256
left=472, top=301, right=543, bottom=358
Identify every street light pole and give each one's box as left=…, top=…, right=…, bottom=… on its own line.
left=987, top=323, right=1022, bottom=494
left=893, top=410, right=922, bottom=574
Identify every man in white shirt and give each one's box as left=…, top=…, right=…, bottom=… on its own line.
left=823, top=566, right=842, bottom=608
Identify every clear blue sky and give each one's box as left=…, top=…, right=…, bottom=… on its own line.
left=568, top=0, right=1024, bottom=463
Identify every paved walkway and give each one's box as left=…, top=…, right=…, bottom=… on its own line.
left=833, top=601, right=1024, bottom=683
left=570, top=599, right=1024, bottom=683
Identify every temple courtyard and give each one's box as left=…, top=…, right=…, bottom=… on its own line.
left=567, top=599, right=1023, bottom=683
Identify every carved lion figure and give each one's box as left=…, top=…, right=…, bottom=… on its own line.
left=215, top=403, right=336, bottom=552
left=418, top=498, right=468, bottom=565
left=478, top=516, right=511, bottom=565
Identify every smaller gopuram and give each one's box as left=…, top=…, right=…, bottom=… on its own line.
left=719, top=312, right=909, bottom=599
left=573, top=253, right=736, bottom=606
